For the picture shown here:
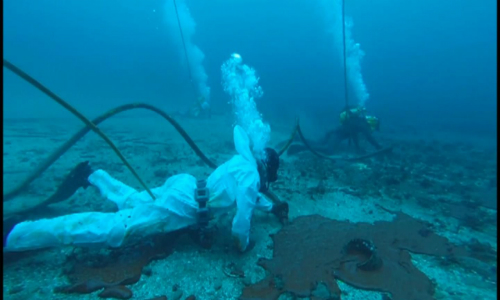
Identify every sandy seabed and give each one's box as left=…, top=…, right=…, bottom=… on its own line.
left=3, top=114, right=497, bottom=300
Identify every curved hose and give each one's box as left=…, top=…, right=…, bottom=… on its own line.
left=2, top=96, right=330, bottom=203
left=3, top=60, right=376, bottom=208
left=3, top=103, right=216, bottom=201
left=277, top=118, right=336, bottom=162
left=277, top=119, right=299, bottom=156
left=276, top=119, right=391, bottom=162
left=3, top=60, right=156, bottom=201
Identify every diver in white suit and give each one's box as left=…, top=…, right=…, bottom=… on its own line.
left=4, top=125, right=288, bottom=253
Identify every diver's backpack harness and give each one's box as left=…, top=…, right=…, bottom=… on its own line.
left=193, top=179, right=215, bottom=248
left=195, top=180, right=210, bottom=227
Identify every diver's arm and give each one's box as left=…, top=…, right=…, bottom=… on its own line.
left=231, top=185, right=259, bottom=252
left=255, top=193, right=273, bottom=212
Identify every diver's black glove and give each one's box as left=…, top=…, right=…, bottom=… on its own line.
left=49, top=161, right=94, bottom=204
left=234, top=238, right=256, bottom=254
left=243, top=240, right=256, bottom=253
left=271, top=201, right=289, bottom=224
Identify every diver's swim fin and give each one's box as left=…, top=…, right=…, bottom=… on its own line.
left=45, top=161, right=94, bottom=205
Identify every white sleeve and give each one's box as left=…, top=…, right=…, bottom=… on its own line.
left=255, top=193, right=273, bottom=212
left=231, top=184, right=259, bottom=252
left=233, top=125, right=255, bottom=162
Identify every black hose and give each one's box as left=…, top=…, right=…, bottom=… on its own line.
left=277, top=119, right=337, bottom=162
left=3, top=103, right=216, bottom=201
left=2, top=100, right=333, bottom=203
left=3, top=60, right=156, bottom=200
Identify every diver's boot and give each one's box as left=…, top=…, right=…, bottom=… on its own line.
left=47, top=161, right=94, bottom=204
left=271, top=201, right=289, bottom=224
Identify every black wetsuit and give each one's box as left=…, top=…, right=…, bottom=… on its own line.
left=288, top=114, right=382, bottom=156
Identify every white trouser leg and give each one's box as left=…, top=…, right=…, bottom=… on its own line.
left=5, top=174, right=200, bottom=252
left=5, top=210, right=126, bottom=251
left=255, top=193, right=274, bottom=212
left=5, top=199, right=198, bottom=252
left=88, top=169, right=156, bottom=210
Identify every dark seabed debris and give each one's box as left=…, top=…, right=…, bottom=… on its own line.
left=53, top=231, right=183, bottom=298
left=241, top=209, right=488, bottom=300
left=2, top=119, right=497, bottom=300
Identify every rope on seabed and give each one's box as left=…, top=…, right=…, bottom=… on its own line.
left=3, top=59, right=156, bottom=201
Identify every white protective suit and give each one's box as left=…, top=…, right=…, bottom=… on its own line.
left=5, top=125, right=273, bottom=252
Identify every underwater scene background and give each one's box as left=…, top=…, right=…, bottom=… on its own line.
left=3, top=0, right=497, bottom=299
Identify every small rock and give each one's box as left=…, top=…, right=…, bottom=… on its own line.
left=147, top=296, right=167, bottom=300
left=311, top=282, right=330, bottom=299
left=37, top=286, right=51, bottom=295
left=142, top=266, right=153, bottom=276
left=242, top=277, right=252, bottom=286
left=9, top=284, right=24, bottom=295
left=185, top=296, right=196, bottom=300
left=381, top=293, right=392, bottom=300
left=213, top=280, right=222, bottom=291
left=146, top=296, right=167, bottom=300
left=171, top=290, right=183, bottom=300
left=98, top=285, right=132, bottom=299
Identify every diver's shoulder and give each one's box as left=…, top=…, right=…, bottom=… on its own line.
left=226, top=155, right=258, bottom=172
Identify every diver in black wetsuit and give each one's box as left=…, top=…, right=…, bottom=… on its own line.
left=287, top=106, right=382, bottom=156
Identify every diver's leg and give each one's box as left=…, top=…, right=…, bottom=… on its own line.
left=45, top=163, right=153, bottom=210
left=256, top=194, right=274, bottom=212
left=153, top=174, right=198, bottom=217
left=366, top=134, right=382, bottom=150
left=360, top=128, right=382, bottom=150
left=322, top=129, right=340, bottom=144
left=352, top=133, right=362, bottom=152
left=88, top=169, right=154, bottom=210
left=4, top=201, right=197, bottom=252
left=321, top=128, right=346, bottom=154
left=327, top=137, right=343, bottom=154
left=5, top=210, right=127, bottom=251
